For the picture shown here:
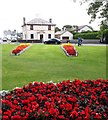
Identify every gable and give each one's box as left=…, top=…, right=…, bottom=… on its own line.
left=79, top=26, right=93, bottom=32
left=61, top=31, right=73, bottom=36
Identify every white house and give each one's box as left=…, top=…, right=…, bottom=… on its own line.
left=22, top=18, right=56, bottom=43
left=73, top=25, right=93, bottom=33
left=55, top=30, right=73, bottom=41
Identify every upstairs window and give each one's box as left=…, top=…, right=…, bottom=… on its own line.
left=30, top=25, right=33, bottom=30
left=48, top=25, right=51, bottom=30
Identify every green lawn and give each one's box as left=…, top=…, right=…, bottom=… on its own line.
left=2, top=44, right=106, bottom=90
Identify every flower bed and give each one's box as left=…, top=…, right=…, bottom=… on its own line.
left=61, top=43, right=78, bottom=56
left=11, top=43, right=31, bottom=55
left=1, top=79, right=108, bottom=120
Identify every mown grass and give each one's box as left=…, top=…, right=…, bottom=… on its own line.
left=2, top=44, right=106, bottom=90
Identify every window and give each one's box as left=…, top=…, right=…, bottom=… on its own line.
left=31, top=34, right=34, bottom=39
left=48, top=34, right=51, bottom=39
left=48, top=25, right=51, bottom=30
left=30, top=25, right=33, bottom=30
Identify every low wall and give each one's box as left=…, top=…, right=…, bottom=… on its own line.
left=67, top=39, right=100, bottom=44
left=18, top=39, right=42, bottom=43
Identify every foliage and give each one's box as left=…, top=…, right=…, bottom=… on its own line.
left=73, top=31, right=99, bottom=39
left=55, top=27, right=61, bottom=33
left=62, top=25, right=74, bottom=32
left=79, top=0, right=108, bottom=32
left=100, top=21, right=108, bottom=31
left=80, top=0, right=108, bottom=23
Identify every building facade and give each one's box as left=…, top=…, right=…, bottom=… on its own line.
left=22, top=18, right=56, bottom=43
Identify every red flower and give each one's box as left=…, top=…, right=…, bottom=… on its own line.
left=11, top=115, right=21, bottom=120
left=2, top=115, right=9, bottom=120
left=62, top=44, right=77, bottom=56
left=65, top=103, right=72, bottom=111
left=70, top=110, right=78, bottom=118
left=44, top=113, right=49, bottom=117
left=58, top=115, right=65, bottom=119
left=94, top=113, right=101, bottom=119
left=68, top=96, right=77, bottom=103
left=49, top=108, right=59, bottom=116
left=2, top=79, right=108, bottom=119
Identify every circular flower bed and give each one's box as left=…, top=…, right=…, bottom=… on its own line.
left=1, top=79, right=108, bottom=120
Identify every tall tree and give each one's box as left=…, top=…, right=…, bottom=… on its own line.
left=87, top=1, right=108, bottom=24
left=79, top=0, right=108, bottom=27
left=78, top=0, right=108, bottom=43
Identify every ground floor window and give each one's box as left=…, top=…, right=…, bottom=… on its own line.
left=31, top=34, right=34, bottom=39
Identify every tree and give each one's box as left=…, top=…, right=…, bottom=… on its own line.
left=87, top=1, right=108, bottom=24
left=62, top=25, right=74, bottom=33
left=55, top=27, right=61, bottom=33
left=78, top=0, right=108, bottom=43
left=79, top=0, right=108, bottom=26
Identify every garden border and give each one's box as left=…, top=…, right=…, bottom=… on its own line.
left=60, top=45, right=78, bottom=57
left=11, top=44, right=32, bottom=56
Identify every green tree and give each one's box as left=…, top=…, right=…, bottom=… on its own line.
left=55, top=27, right=61, bottom=33
left=62, top=25, right=74, bottom=33
left=79, top=0, right=108, bottom=27
left=79, top=0, right=108, bottom=43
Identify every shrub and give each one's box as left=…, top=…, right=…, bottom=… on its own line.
left=73, top=32, right=99, bottom=39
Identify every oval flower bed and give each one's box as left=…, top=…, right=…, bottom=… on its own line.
left=61, top=43, right=78, bottom=56
left=1, top=79, right=108, bottom=120
left=11, top=43, right=31, bottom=55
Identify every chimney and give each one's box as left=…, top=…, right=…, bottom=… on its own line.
left=49, top=18, right=52, bottom=23
left=23, top=17, right=26, bottom=25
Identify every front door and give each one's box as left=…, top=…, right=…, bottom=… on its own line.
left=40, top=34, right=43, bottom=42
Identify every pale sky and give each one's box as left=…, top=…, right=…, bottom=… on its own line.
left=0, top=0, right=100, bottom=37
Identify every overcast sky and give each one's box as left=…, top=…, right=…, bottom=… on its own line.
left=0, top=0, right=100, bottom=37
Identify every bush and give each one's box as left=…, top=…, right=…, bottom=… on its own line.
left=73, top=32, right=99, bottom=39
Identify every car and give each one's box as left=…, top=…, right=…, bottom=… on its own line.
left=44, top=38, right=61, bottom=44
left=3, top=37, right=8, bottom=42
left=11, top=37, right=17, bottom=42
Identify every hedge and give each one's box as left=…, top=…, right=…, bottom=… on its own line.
left=73, top=32, right=99, bottom=39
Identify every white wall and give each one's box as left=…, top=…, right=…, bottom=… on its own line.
left=60, top=31, right=73, bottom=40
left=22, top=25, right=55, bottom=41
left=79, top=26, right=92, bottom=32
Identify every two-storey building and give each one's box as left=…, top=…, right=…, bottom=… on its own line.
left=22, top=18, right=56, bottom=43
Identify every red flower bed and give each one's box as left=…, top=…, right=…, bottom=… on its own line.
left=61, top=44, right=78, bottom=56
left=1, top=79, right=108, bottom=120
left=11, top=44, right=31, bottom=55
